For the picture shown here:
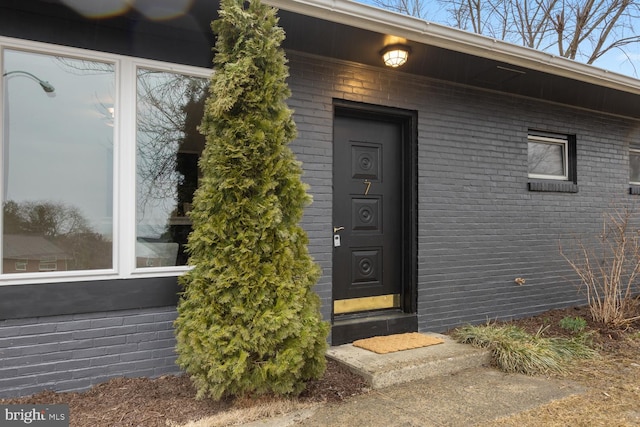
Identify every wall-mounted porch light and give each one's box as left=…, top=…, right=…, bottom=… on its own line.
left=381, top=44, right=410, bottom=68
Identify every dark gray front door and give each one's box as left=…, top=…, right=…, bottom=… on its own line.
left=333, top=114, right=403, bottom=314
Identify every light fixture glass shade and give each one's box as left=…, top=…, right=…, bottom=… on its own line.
left=382, top=45, right=410, bottom=68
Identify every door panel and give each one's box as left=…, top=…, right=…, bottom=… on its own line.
left=333, top=115, right=403, bottom=309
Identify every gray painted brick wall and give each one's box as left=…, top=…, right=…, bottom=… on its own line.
left=0, top=307, right=179, bottom=398
left=287, top=52, right=640, bottom=332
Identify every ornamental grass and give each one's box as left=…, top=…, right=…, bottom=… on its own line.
left=453, top=323, right=597, bottom=375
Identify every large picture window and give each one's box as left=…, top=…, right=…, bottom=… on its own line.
left=2, top=49, right=115, bottom=274
left=1, top=38, right=211, bottom=283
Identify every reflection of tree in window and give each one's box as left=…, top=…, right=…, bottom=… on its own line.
left=528, top=141, right=564, bottom=176
left=54, top=57, right=116, bottom=129
left=136, top=72, right=206, bottom=214
left=3, top=200, right=111, bottom=271
left=136, top=70, right=207, bottom=266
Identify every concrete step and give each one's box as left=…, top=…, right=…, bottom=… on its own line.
left=326, top=332, right=492, bottom=389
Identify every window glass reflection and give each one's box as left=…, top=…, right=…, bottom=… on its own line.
left=528, top=141, right=565, bottom=178
left=136, top=69, right=207, bottom=267
left=2, top=50, right=115, bottom=273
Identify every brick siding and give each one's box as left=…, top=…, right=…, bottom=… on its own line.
left=287, top=52, right=640, bottom=332
left=0, top=307, right=179, bottom=398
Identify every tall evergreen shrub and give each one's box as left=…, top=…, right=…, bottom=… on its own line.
left=174, top=0, right=328, bottom=400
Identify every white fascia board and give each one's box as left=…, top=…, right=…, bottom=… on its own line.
left=265, top=0, right=640, bottom=95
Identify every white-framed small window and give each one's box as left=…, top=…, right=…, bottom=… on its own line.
left=14, top=259, right=27, bottom=271
left=39, top=257, right=58, bottom=272
left=528, top=134, right=569, bottom=180
left=629, top=148, right=640, bottom=185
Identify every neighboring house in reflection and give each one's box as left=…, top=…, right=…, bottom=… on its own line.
left=2, top=234, right=71, bottom=273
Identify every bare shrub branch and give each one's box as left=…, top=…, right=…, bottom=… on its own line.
left=560, top=205, right=640, bottom=327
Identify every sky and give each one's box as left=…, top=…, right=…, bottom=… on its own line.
left=592, top=50, right=640, bottom=79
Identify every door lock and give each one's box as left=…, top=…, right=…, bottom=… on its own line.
left=333, top=226, right=344, bottom=248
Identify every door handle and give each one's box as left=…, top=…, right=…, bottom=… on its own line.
left=333, top=226, right=345, bottom=233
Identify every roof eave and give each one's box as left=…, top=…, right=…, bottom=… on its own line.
left=266, top=0, right=640, bottom=96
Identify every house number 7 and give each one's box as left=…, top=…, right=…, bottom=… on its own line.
left=363, top=180, right=371, bottom=196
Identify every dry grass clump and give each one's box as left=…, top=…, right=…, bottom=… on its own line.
left=167, top=398, right=317, bottom=427
left=453, top=323, right=597, bottom=375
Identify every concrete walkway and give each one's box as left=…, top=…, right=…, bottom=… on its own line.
left=292, top=367, right=583, bottom=426
left=245, top=368, right=583, bottom=426
left=244, top=333, right=585, bottom=426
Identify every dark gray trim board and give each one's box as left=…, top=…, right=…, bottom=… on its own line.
left=528, top=181, right=579, bottom=193
left=332, top=312, right=418, bottom=345
left=0, top=277, right=180, bottom=320
left=0, top=1, right=215, bottom=68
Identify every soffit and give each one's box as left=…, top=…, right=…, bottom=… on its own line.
left=271, top=4, right=640, bottom=120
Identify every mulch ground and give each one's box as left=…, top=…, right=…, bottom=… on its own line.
left=498, top=301, right=640, bottom=351
left=0, top=358, right=367, bottom=427
left=3, top=300, right=639, bottom=427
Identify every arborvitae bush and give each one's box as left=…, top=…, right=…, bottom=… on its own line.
left=174, top=0, right=328, bottom=400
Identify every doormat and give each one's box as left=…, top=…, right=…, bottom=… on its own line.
left=352, top=332, right=445, bottom=354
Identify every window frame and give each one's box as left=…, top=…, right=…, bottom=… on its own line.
left=132, top=65, right=209, bottom=273
left=527, top=130, right=577, bottom=193
left=527, top=134, right=569, bottom=181
left=14, top=259, right=27, bottom=271
left=1, top=41, right=119, bottom=283
left=629, top=148, right=640, bottom=186
left=38, top=257, right=58, bottom=272
left=0, top=36, right=212, bottom=286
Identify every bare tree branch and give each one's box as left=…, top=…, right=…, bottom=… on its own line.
left=394, top=0, right=640, bottom=73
